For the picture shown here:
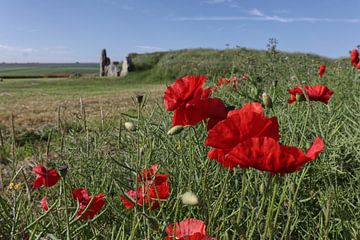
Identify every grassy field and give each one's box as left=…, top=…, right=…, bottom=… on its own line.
left=0, top=47, right=360, bottom=239
left=0, top=63, right=98, bottom=77
left=0, top=71, right=166, bottom=129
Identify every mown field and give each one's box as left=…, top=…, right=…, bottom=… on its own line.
left=0, top=63, right=98, bottom=77
left=0, top=47, right=360, bottom=239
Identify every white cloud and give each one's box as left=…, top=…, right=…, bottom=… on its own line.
left=203, top=0, right=233, bottom=4
left=202, top=0, right=240, bottom=8
left=249, top=8, right=264, bottom=17
left=136, top=45, right=165, bottom=51
left=0, top=44, right=34, bottom=54
left=173, top=12, right=360, bottom=24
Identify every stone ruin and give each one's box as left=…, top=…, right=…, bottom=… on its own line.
left=120, top=56, right=134, bottom=77
left=99, top=49, right=133, bottom=77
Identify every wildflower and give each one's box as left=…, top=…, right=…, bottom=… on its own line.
left=121, top=164, right=170, bottom=210
left=33, top=165, right=60, bottom=188
left=164, top=75, right=227, bottom=126
left=71, top=188, right=106, bottom=220
left=40, top=196, right=49, bottom=211
left=226, top=137, right=325, bottom=175
left=287, top=85, right=334, bottom=104
left=164, top=218, right=215, bottom=240
left=318, top=65, right=326, bottom=77
left=8, top=182, right=15, bottom=190
left=350, top=49, right=359, bottom=67
left=206, top=102, right=279, bottom=170
left=14, top=183, right=22, bottom=190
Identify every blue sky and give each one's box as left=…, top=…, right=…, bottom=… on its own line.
left=0, top=0, right=359, bottom=62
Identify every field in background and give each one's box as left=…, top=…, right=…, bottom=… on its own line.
left=0, top=63, right=98, bottom=77
left=0, top=47, right=348, bottom=130
left=0, top=75, right=165, bottom=129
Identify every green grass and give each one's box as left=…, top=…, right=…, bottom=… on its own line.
left=0, top=70, right=164, bottom=103
left=0, top=63, right=98, bottom=77
left=0, top=47, right=360, bottom=239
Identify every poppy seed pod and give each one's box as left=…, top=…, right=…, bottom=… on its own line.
left=167, top=125, right=184, bottom=135
left=262, top=93, right=273, bottom=108
left=124, top=122, right=136, bottom=131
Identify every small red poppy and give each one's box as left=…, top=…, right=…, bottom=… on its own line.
left=40, top=196, right=48, bottom=211
left=226, top=137, right=325, bottom=175
left=350, top=49, right=359, bottom=67
left=121, top=164, right=170, bottom=210
left=206, top=102, right=280, bottom=170
left=164, top=218, right=215, bottom=240
left=287, top=85, right=334, bottom=104
left=318, top=65, right=326, bottom=77
left=32, top=165, right=60, bottom=188
left=71, top=188, right=106, bottom=220
left=164, top=75, right=227, bottom=126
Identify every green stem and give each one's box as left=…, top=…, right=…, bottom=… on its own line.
left=263, top=175, right=279, bottom=239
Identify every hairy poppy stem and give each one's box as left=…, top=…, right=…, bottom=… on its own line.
left=281, top=167, right=309, bottom=239
left=61, top=178, right=71, bottom=240
left=248, top=173, right=273, bottom=239
left=236, top=170, right=248, bottom=224
left=263, top=175, right=279, bottom=239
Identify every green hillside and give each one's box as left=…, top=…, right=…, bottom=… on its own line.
left=128, top=48, right=344, bottom=84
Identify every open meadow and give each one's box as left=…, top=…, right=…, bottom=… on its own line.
left=0, top=48, right=360, bottom=239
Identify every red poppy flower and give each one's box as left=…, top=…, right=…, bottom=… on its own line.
left=32, top=165, right=60, bottom=188
left=226, top=137, right=325, bottom=175
left=357, top=61, right=360, bottom=70
left=164, top=218, right=215, bottom=240
left=121, top=164, right=170, bottom=210
left=40, top=196, right=48, bottom=211
left=164, top=75, right=227, bottom=126
left=350, top=49, right=359, bottom=67
left=71, top=188, right=106, bottom=220
left=318, top=65, right=326, bottom=77
left=287, top=85, right=334, bottom=104
left=206, top=102, right=279, bottom=170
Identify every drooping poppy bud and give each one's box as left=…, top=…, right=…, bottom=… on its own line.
left=167, top=125, right=184, bottom=135
left=262, top=92, right=273, bottom=108
left=124, top=122, right=136, bottom=131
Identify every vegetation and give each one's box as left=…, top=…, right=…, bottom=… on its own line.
left=0, top=63, right=98, bottom=77
left=0, top=46, right=359, bottom=239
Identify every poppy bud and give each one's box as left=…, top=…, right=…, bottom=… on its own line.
left=167, top=125, right=184, bottom=135
left=262, top=93, right=273, bottom=108
left=136, top=94, right=144, bottom=104
left=259, top=182, right=265, bottom=194
left=58, top=164, right=68, bottom=177
left=124, top=122, right=136, bottom=131
left=181, top=191, right=199, bottom=206
left=296, top=94, right=304, bottom=102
